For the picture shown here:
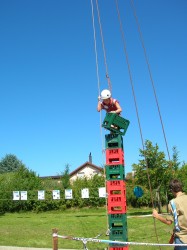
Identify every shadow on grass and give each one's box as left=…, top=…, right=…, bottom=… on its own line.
left=127, top=211, right=151, bottom=216
left=17, top=216, right=31, bottom=218
left=75, top=214, right=106, bottom=217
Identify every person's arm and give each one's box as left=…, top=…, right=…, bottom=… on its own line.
left=152, top=209, right=172, bottom=225
left=110, top=102, right=122, bottom=114
left=97, top=97, right=102, bottom=112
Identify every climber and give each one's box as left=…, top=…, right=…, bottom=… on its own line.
left=97, top=89, right=122, bottom=114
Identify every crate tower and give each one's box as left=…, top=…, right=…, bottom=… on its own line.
left=102, top=113, right=130, bottom=250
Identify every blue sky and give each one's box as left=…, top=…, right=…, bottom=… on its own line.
left=0, top=0, right=186, bottom=177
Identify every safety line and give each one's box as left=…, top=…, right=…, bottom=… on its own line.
left=130, top=0, right=171, bottom=162
left=90, top=0, right=105, bottom=161
left=90, top=0, right=101, bottom=97
left=95, top=0, right=112, bottom=93
left=114, top=1, right=161, bottom=249
left=114, top=0, right=154, bottom=205
left=130, top=0, right=174, bottom=200
left=90, top=0, right=109, bottom=236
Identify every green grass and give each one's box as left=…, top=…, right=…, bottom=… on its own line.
left=0, top=207, right=173, bottom=250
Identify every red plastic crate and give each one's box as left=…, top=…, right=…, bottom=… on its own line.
left=107, top=201, right=127, bottom=214
left=108, top=187, right=126, bottom=197
left=107, top=180, right=126, bottom=191
left=109, top=246, right=128, bottom=250
left=107, top=181, right=127, bottom=214
left=106, top=148, right=125, bottom=165
left=108, top=195, right=126, bottom=204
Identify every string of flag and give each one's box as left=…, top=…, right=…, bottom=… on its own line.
left=12, top=187, right=106, bottom=201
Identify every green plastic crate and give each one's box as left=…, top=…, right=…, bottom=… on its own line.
left=108, top=213, right=128, bottom=243
left=105, top=134, right=123, bottom=149
left=105, top=165, right=125, bottom=180
left=109, top=225, right=128, bottom=242
left=102, top=113, right=130, bottom=135
left=108, top=213, right=127, bottom=224
left=109, top=227, right=128, bottom=241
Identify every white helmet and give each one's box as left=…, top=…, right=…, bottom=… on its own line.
left=100, top=89, right=111, bottom=100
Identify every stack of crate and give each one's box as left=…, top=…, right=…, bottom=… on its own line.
left=103, top=113, right=130, bottom=250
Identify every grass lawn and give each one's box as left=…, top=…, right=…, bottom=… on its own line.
left=0, top=207, right=173, bottom=250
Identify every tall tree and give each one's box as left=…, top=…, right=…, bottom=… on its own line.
left=172, top=146, right=181, bottom=171
left=176, top=163, right=187, bottom=192
left=132, top=140, right=170, bottom=189
left=12, top=165, right=41, bottom=190
left=132, top=140, right=173, bottom=211
left=61, top=164, right=70, bottom=189
left=0, top=154, right=24, bottom=173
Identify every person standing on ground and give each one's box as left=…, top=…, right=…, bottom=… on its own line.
left=152, top=179, right=187, bottom=250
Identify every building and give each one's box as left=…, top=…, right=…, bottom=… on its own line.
left=40, top=153, right=103, bottom=183
left=69, top=154, right=103, bottom=181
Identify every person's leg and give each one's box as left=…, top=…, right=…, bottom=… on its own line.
left=174, top=237, right=187, bottom=250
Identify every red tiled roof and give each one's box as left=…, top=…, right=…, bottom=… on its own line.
left=70, top=162, right=103, bottom=176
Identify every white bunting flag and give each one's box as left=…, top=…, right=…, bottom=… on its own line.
left=13, top=191, right=20, bottom=200
left=98, top=187, right=106, bottom=198
left=38, top=190, right=45, bottom=200
left=21, top=191, right=27, bottom=200
left=65, top=189, right=73, bottom=199
left=53, top=190, right=60, bottom=200
left=81, top=188, right=89, bottom=198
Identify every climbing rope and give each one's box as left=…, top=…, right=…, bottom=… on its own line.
left=130, top=0, right=174, bottom=198
left=91, top=0, right=172, bottom=248
left=90, top=0, right=105, bottom=157
left=90, top=0, right=112, bottom=94
left=95, top=0, right=112, bottom=93
left=90, top=0, right=109, bottom=235
left=130, top=0, right=171, bottom=162
left=114, top=0, right=161, bottom=249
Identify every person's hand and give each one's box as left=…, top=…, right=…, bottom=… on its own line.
left=98, top=96, right=101, bottom=101
left=152, top=209, right=158, bottom=218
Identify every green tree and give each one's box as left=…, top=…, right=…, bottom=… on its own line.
left=132, top=140, right=173, bottom=211
left=0, top=165, right=42, bottom=212
left=13, top=165, right=41, bottom=190
left=132, top=140, right=170, bottom=189
left=0, top=154, right=23, bottom=173
left=176, top=163, right=187, bottom=192
left=61, top=164, right=70, bottom=189
left=172, top=146, right=181, bottom=171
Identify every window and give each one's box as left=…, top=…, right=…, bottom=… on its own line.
left=77, top=171, right=85, bottom=177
